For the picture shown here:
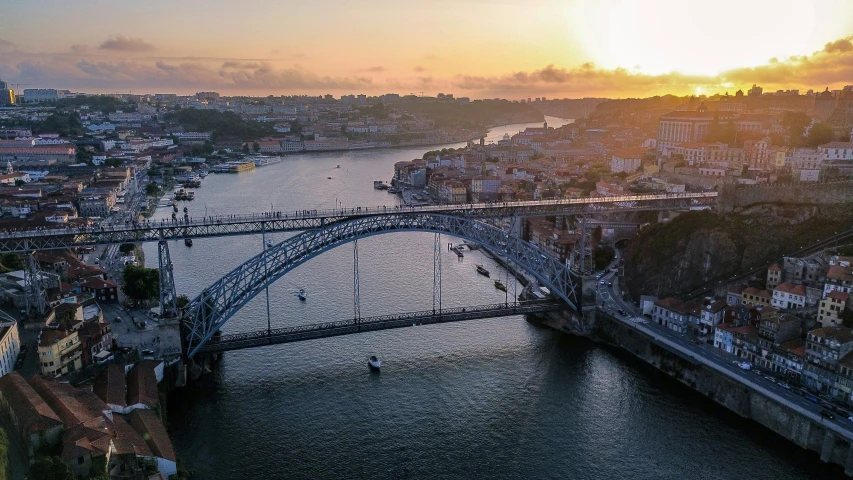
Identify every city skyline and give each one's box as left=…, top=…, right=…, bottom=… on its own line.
left=1, top=0, right=853, bottom=98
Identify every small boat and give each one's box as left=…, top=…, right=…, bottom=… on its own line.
left=494, top=280, right=507, bottom=292
left=327, top=176, right=333, bottom=180
left=476, top=265, right=490, bottom=277
left=297, top=289, right=307, bottom=301
left=336, top=165, right=341, bottom=168
left=265, top=239, right=273, bottom=248
left=368, top=355, right=381, bottom=372
left=184, top=238, right=193, bottom=247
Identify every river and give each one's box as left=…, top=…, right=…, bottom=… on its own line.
left=147, top=117, right=845, bottom=479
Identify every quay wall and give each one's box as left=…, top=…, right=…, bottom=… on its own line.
left=591, top=311, right=853, bottom=475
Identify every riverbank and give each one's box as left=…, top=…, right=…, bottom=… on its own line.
left=534, top=310, right=853, bottom=476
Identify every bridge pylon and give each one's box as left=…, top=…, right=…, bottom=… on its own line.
left=23, top=252, right=47, bottom=317
left=158, top=240, right=179, bottom=320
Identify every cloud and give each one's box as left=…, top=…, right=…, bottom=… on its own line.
left=221, top=61, right=263, bottom=70
left=0, top=39, right=15, bottom=50
left=364, top=66, right=386, bottom=72
left=70, top=44, right=89, bottom=53
left=413, top=65, right=425, bottom=72
left=824, top=37, right=853, bottom=54
left=424, top=54, right=437, bottom=60
left=98, top=36, right=155, bottom=52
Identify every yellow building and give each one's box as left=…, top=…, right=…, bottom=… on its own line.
left=819, top=291, right=850, bottom=328
left=38, top=329, right=82, bottom=376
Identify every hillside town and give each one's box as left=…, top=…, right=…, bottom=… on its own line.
left=0, top=81, right=850, bottom=477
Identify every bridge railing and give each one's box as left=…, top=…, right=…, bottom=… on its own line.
left=0, top=191, right=717, bottom=240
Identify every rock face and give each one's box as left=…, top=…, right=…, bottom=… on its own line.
left=623, top=205, right=853, bottom=299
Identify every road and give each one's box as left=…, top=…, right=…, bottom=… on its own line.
left=595, top=252, right=853, bottom=442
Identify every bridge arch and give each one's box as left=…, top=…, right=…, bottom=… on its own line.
left=183, top=212, right=582, bottom=358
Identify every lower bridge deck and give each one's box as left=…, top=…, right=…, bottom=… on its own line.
left=194, top=300, right=567, bottom=354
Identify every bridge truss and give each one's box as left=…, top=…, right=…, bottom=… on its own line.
left=183, top=212, right=584, bottom=358
left=0, top=192, right=716, bottom=253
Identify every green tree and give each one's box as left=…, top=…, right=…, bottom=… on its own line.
left=176, top=294, right=190, bottom=309
left=594, top=246, right=616, bottom=271
left=27, top=456, right=73, bottom=480
left=122, top=265, right=160, bottom=305
left=145, top=182, right=160, bottom=196
left=104, top=158, right=123, bottom=167
left=252, top=141, right=260, bottom=153
left=805, top=122, right=836, bottom=148
left=841, top=309, right=853, bottom=329
left=780, top=111, right=811, bottom=146
left=242, top=143, right=250, bottom=154
left=118, top=243, right=136, bottom=254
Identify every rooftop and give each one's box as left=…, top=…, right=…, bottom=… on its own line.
left=0, top=372, right=62, bottom=434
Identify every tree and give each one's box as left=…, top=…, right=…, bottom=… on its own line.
left=805, top=122, right=835, bottom=148
left=0, top=427, right=7, bottom=480
left=841, top=309, right=853, bottom=329
left=242, top=143, right=250, bottom=154
left=594, top=246, right=616, bottom=271
left=145, top=182, right=160, bottom=196
left=122, top=265, right=160, bottom=305
left=119, top=243, right=136, bottom=254
left=104, top=158, right=123, bottom=167
left=28, top=456, right=74, bottom=480
left=252, top=141, right=260, bottom=153
left=176, top=294, right=190, bottom=309
left=780, top=111, right=811, bottom=147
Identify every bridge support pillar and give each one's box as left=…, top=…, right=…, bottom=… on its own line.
left=158, top=240, right=179, bottom=320
left=23, top=252, right=47, bottom=317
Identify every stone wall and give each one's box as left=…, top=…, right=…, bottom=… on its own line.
left=594, top=313, right=853, bottom=475
left=718, top=181, right=853, bottom=213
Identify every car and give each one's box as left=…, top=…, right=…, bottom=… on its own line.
left=778, top=382, right=792, bottom=390
left=607, top=282, right=613, bottom=287
left=764, top=375, right=776, bottom=383
left=617, top=309, right=626, bottom=316
left=142, top=349, right=154, bottom=355
left=820, top=409, right=836, bottom=420
left=805, top=394, right=820, bottom=403
left=599, top=281, right=605, bottom=285
left=737, top=362, right=752, bottom=370
left=94, top=258, right=99, bottom=264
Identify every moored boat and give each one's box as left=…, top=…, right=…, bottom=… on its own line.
left=184, top=238, right=193, bottom=247
left=297, top=289, right=307, bottom=301
left=476, top=265, right=490, bottom=277
left=368, top=355, right=381, bottom=372
left=494, top=280, right=507, bottom=291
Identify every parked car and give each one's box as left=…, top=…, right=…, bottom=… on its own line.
left=737, top=362, right=752, bottom=370
left=805, top=394, right=820, bottom=403
left=820, top=409, right=836, bottom=420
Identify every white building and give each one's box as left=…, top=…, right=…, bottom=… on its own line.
left=610, top=147, right=646, bottom=173
left=0, top=317, right=20, bottom=378
left=771, top=282, right=807, bottom=309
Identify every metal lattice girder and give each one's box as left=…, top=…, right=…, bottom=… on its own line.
left=182, top=212, right=585, bottom=358
left=23, top=253, right=47, bottom=316
left=0, top=192, right=718, bottom=253
left=158, top=241, right=179, bottom=319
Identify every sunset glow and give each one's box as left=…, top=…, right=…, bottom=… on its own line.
left=1, top=0, right=852, bottom=97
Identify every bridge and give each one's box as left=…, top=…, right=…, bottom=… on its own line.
left=11, top=192, right=718, bottom=358
left=0, top=192, right=716, bottom=252
left=197, top=300, right=566, bottom=354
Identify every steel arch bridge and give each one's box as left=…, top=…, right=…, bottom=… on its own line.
left=182, top=212, right=582, bottom=358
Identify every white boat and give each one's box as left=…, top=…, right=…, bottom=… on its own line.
left=368, top=355, right=381, bottom=372
left=297, top=289, right=307, bottom=301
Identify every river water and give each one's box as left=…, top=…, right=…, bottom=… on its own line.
left=147, top=117, right=845, bottom=479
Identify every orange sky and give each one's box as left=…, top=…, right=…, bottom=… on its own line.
left=1, top=0, right=852, bottom=98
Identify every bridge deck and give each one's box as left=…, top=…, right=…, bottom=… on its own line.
left=195, top=300, right=567, bottom=354
left=0, top=192, right=716, bottom=252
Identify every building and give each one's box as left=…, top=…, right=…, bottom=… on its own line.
left=128, top=409, right=177, bottom=477
left=651, top=297, right=701, bottom=333
left=79, top=277, right=118, bottom=302
left=803, top=326, right=853, bottom=395
left=657, top=109, right=735, bottom=151
left=0, top=146, right=76, bottom=164
left=772, top=282, right=807, bottom=309
left=740, top=287, right=773, bottom=307
left=0, top=318, right=20, bottom=378
left=38, top=328, right=82, bottom=376
left=22, top=88, right=65, bottom=103
left=0, top=372, right=63, bottom=457
left=819, top=291, right=850, bottom=328
left=757, top=310, right=801, bottom=351
left=93, top=363, right=128, bottom=413
left=766, top=263, right=782, bottom=290
left=78, top=195, right=116, bottom=218
left=824, top=263, right=853, bottom=297
left=698, top=299, right=726, bottom=335
left=609, top=147, right=646, bottom=173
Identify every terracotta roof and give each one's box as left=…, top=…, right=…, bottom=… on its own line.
left=93, top=363, right=126, bottom=407
left=742, top=287, right=772, bottom=299
left=127, top=363, right=158, bottom=407
left=78, top=277, right=117, bottom=290
left=28, top=376, right=107, bottom=428
left=0, top=372, right=62, bottom=434
left=128, top=409, right=176, bottom=461
left=810, top=326, right=853, bottom=344
left=728, top=284, right=748, bottom=295
left=768, top=263, right=781, bottom=272
left=828, top=291, right=850, bottom=302
left=60, top=419, right=111, bottom=461
left=111, top=414, right=153, bottom=457
left=655, top=297, right=683, bottom=309
left=780, top=338, right=805, bottom=355
left=774, top=282, right=807, bottom=296
left=39, top=328, right=76, bottom=348
left=827, top=265, right=853, bottom=282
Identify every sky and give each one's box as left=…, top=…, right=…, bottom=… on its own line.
left=1, top=0, right=853, bottom=99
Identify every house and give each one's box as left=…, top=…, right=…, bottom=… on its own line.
left=127, top=361, right=160, bottom=411
left=771, top=282, right=807, bottom=309
left=726, top=284, right=748, bottom=306
left=0, top=372, right=63, bottom=457
left=93, top=363, right=128, bottom=413
left=651, top=297, right=701, bottom=333
left=757, top=310, right=801, bottom=350
left=78, top=277, right=118, bottom=302
left=0, top=318, right=20, bottom=378
left=824, top=263, right=853, bottom=298
left=741, top=287, right=773, bottom=307
left=698, top=299, right=726, bottom=335
left=79, top=319, right=112, bottom=367
left=803, top=326, right=853, bottom=395
left=128, top=409, right=177, bottom=477
left=818, top=291, right=850, bottom=328
left=38, top=328, right=82, bottom=376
